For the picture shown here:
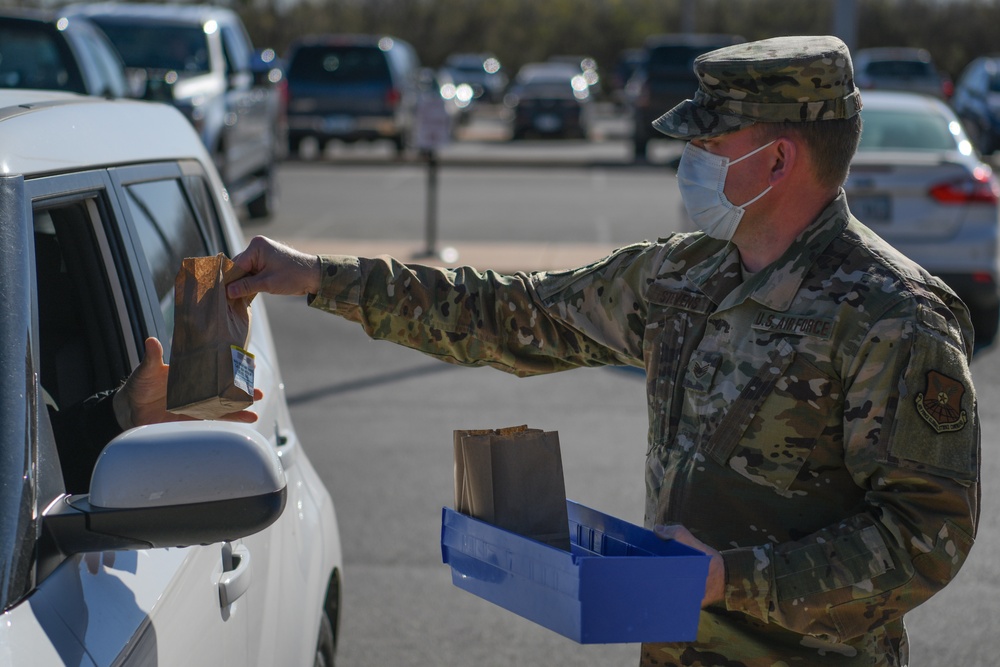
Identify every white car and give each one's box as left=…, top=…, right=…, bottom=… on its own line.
left=844, top=90, right=1000, bottom=349
left=0, top=89, right=342, bottom=665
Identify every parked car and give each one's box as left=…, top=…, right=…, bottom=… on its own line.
left=547, top=54, right=601, bottom=92
left=65, top=3, right=283, bottom=220
left=283, top=33, right=421, bottom=157
left=0, top=88, right=343, bottom=665
left=627, top=33, right=745, bottom=160
left=505, top=62, right=592, bottom=139
left=0, top=8, right=130, bottom=98
left=853, top=47, right=953, bottom=100
left=610, top=47, right=644, bottom=108
left=442, top=52, right=508, bottom=104
left=951, top=55, right=1000, bottom=155
left=844, top=90, right=1000, bottom=347
left=419, top=66, right=465, bottom=128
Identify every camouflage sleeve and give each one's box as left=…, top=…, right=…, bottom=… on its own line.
left=721, top=299, right=980, bottom=642
left=307, top=245, right=658, bottom=376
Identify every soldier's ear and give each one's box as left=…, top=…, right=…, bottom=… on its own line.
left=768, top=137, right=796, bottom=185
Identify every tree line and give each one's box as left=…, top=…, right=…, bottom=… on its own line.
left=232, top=0, right=1000, bottom=90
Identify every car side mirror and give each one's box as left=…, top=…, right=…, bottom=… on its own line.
left=37, top=423, right=286, bottom=581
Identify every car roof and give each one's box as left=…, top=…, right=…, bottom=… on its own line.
left=644, top=33, right=745, bottom=48
left=289, top=33, right=400, bottom=49
left=0, top=89, right=209, bottom=177
left=855, top=47, right=933, bottom=64
left=0, top=7, right=68, bottom=22
left=64, top=2, right=237, bottom=25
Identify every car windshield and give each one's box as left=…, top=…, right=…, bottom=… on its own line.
left=0, top=23, right=85, bottom=93
left=518, top=81, right=576, bottom=99
left=94, top=23, right=209, bottom=74
left=288, top=46, right=390, bottom=83
left=858, top=108, right=959, bottom=151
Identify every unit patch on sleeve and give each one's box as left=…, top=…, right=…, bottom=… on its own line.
left=915, top=370, right=968, bottom=433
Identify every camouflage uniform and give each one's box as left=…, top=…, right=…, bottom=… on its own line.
left=307, top=36, right=980, bottom=666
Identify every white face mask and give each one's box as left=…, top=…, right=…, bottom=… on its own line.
left=676, top=140, right=775, bottom=241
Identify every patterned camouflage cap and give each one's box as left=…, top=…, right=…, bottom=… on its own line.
left=653, top=35, right=862, bottom=140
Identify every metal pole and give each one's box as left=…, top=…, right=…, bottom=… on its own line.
left=424, top=149, right=438, bottom=257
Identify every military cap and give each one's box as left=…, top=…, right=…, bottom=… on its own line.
left=653, top=35, right=862, bottom=140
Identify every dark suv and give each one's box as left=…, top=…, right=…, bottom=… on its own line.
left=627, top=33, right=744, bottom=160
left=284, top=34, right=421, bottom=157
left=0, top=9, right=130, bottom=99
left=66, top=3, right=282, bottom=219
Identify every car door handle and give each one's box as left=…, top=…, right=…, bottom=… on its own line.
left=218, top=543, right=252, bottom=607
left=275, top=422, right=297, bottom=467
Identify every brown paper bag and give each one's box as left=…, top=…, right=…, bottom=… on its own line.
left=166, top=253, right=255, bottom=419
left=453, top=425, right=571, bottom=551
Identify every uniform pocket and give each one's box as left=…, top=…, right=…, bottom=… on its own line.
left=704, top=339, right=841, bottom=494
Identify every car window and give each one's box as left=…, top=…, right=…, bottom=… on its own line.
left=73, top=28, right=128, bottom=98
left=647, top=46, right=707, bottom=76
left=288, top=45, right=390, bottom=83
left=858, top=109, right=958, bottom=151
left=221, top=24, right=250, bottom=75
left=865, top=60, right=935, bottom=78
left=124, top=179, right=210, bottom=347
left=0, top=22, right=85, bottom=92
left=96, top=22, right=210, bottom=74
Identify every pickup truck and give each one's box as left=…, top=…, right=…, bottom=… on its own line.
left=67, top=3, right=283, bottom=219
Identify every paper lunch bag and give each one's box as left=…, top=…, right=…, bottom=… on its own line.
left=166, top=253, right=255, bottom=419
left=453, top=425, right=571, bottom=551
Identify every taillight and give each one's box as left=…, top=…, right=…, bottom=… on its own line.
left=385, top=87, right=401, bottom=108
left=279, top=79, right=289, bottom=117
left=942, top=79, right=954, bottom=99
left=972, top=271, right=996, bottom=285
left=928, top=167, right=1000, bottom=204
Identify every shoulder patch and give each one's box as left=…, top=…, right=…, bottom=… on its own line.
left=915, top=370, right=968, bottom=433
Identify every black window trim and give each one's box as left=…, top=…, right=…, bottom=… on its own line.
left=106, top=160, right=225, bottom=352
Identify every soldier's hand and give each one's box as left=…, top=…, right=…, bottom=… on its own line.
left=227, top=235, right=322, bottom=299
left=655, top=523, right=726, bottom=608
left=113, top=337, right=264, bottom=429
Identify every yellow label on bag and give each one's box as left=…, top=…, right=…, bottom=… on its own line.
left=231, top=345, right=256, bottom=396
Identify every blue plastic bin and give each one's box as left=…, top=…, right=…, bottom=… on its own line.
left=440, top=500, right=710, bottom=644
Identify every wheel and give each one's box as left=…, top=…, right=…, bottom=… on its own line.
left=314, top=608, right=336, bottom=667
left=288, top=135, right=303, bottom=157
left=633, top=132, right=649, bottom=161
left=392, top=133, right=406, bottom=157
left=246, top=167, right=276, bottom=220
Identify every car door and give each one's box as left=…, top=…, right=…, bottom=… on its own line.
left=15, top=166, right=250, bottom=666
left=107, top=160, right=325, bottom=667
left=220, top=23, right=270, bottom=181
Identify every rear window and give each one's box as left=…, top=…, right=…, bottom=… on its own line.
left=92, top=22, right=210, bottom=74
left=288, top=45, right=391, bottom=83
left=647, top=46, right=711, bottom=78
left=864, top=60, right=935, bottom=78
left=858, top=109, right=958, bottom=151
left=0, top=22, right=85, bottom=92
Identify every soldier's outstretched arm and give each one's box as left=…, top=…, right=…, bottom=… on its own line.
left=228, top=235, right=322, bottom=299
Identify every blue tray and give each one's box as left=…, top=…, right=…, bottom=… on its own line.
left=441, top=500, right=709, bottom=643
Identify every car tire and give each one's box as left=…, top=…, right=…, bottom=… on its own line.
left=314, top=607, right=336, bottom=667
left=247, top=167, right=276, bottom=220
left=633, top=133, right=649, bottom=161
left=288, top=135, right=303, bottom=157
left=392, top=134, right=406, bottom=157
